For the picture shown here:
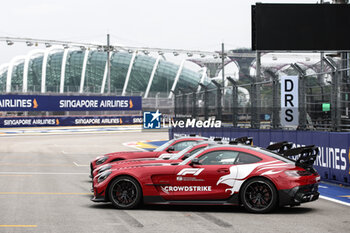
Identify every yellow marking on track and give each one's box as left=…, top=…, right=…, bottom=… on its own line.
left=0, top=163, right=74, bottom=167
left=0, top=225, right=37, bottom=227
left=339, top=195, right=350, bottom=198
left=135, top=142, right=157, bottom=149
left=0, top=192, right=91, bottom=195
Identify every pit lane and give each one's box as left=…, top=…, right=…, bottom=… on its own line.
left=0, top=131, right=349, bottom=233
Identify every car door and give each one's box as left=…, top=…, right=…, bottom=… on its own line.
left=162, top=149, right=239, bottom=201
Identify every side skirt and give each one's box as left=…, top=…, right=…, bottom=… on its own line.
left=143, top=194, right=240, bottom=206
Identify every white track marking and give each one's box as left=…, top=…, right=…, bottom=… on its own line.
left=73, top=162, right=88, bottom=167
left=320, top=195, right=350, bottom=207
left=0, top=172, right=88, bottom=175
left=122, top=142, right=149, bottom=151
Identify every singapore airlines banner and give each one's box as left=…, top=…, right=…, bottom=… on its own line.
left=0, top=116, right=143, bottom=127
left=0, top=95, right=142, bottom=111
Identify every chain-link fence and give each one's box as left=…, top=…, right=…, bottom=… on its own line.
left=174, top=55, right=350, bottom=132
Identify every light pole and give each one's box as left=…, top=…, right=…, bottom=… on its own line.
left=107, top=34, right=111, bottom=94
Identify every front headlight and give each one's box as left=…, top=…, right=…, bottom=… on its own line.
left=96, top=156, right=108, bottom=165
left=98, top=165, right=112, bottom=174
left=97, top=170, right=111, bottom=183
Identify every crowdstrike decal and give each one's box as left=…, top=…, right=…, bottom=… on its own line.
left=161, top=186, right=212, bottom=194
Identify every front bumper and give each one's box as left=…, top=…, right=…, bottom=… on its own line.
left=279, top=183, right=319, bottom=206
left=90, top=162, right=94, bottom=178
left=91, top=196, right=106, bottom=202
left=91, top=187, right=107, bottom=202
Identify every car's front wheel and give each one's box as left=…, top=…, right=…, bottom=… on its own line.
left=109, top=176, right=142, bottom=209
left=240, top=178, right=277, bottom=213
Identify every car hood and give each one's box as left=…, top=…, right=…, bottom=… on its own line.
left=106, top=151, right=160, bottom=159
left=110, top=162, right=176, bottom=171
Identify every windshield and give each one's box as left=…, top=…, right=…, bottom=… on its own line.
left=154, top=139, right=175, bottom=152
left=168, top=145, right=193, bottom=159
left=179, top=148, right=206, bottom=165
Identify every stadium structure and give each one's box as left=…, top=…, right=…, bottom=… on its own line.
left=0, top=47, right=215, bottom=98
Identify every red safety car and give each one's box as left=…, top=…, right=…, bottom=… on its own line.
left=92, top=141, right=215, bottom=178
left=92, top=137, right=252, bottom=178
left=90, top=136, right=207, bottom=176
left=91, top=142, right=320, bottom=213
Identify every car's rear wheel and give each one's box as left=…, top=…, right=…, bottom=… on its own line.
left=109, top=176, right=142, bottom=209
left=240, top=178, right=277, bottom=213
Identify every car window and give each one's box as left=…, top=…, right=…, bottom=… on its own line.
left=198, top=150, right=239, bottom=165
left=235, top=152, right=262, bottom=165
left=188, top=146, right=206, bottom=156
left=173, top=140, right=198, bottom=151
left=154, top=139, right=176, bottom=152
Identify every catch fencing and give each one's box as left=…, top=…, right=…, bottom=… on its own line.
left=174, top=55, right=350, bottom=131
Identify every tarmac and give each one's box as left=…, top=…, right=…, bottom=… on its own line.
left=0, top=127, right=349, bottom=233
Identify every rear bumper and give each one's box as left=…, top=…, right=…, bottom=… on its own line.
left=279, top=183, right=319, bottom=206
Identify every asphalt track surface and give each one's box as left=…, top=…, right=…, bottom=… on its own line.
left=0, top=130, right=349, bottom=233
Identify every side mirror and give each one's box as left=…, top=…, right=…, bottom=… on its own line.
left=190, top=158, right=201, bottom=166
left=166, top=146, right=175, bottom=153
left=181, top=153, right=191, bottom=160
left=159, top=154, right=172, bottom=160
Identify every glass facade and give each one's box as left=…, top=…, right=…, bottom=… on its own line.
left=0, top=49, right=213, bottom=96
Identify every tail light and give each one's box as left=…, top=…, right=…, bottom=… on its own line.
left=284, top=169, right=312, bottom=177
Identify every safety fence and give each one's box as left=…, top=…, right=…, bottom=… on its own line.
left=0, top=115, right=142, bottom=128
left=169, top=127, right=350, bottom=186
left=173, top=55, right=350, bottom=132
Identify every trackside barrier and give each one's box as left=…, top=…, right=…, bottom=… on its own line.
left=0, top=116, right=143, bottom=128
left=169, top=127, right=350, bottom=186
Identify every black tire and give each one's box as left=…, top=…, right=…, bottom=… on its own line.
left=108, top=176, right=142, bottom=209
left=240, top=177, right=277, bottom=213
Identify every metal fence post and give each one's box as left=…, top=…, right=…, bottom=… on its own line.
left=251, top=51, right=261, bottom=129
left=181, top=92, right=186, bottom=116
left=227, top=77, right=238, bottom=127
left=324, top=57, right=340, bottom=131
left=199, top=83, right=209, bottom=120
left=172, top=91, right=177, bottom=119
left=250, top=82, right=259, bottom=128
left=211, top=80, right=222, bottom=120
left=192, top=90, right=197, bottom=119
left=266, top=70, right=280, bottom=129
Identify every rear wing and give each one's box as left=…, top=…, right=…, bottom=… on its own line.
left=266, top=141, right=293, bottom=154
left=283, top=145, right=319, bottom=168
left=229, top=136, right=253, bottom=146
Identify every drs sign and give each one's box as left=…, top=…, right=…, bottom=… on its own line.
left=281, top=76, right=299, bottom=127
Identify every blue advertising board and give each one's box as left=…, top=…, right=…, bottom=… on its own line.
left=169, top=127, right=350, bottom=186
left=0, top=116, right=143, bottom=127
left=0, top=95, right=142, bottom=111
